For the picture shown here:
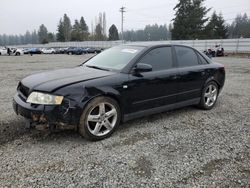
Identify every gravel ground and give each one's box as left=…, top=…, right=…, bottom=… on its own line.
left=0, top=54, right=249, bottom=187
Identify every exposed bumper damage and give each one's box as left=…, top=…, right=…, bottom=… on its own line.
left=13, top=93, right=81, bottom=130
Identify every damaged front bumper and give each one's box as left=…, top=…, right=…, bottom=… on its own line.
left=13, top=93, right=81, bottom=129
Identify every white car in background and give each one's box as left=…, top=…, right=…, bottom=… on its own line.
left=0, top=47, right=8, bottom=55
left=0, top=47, right=24, bottom=56
left=11, top=48, right=24, bottom=56
left=41, top=48, right=56, bottom=54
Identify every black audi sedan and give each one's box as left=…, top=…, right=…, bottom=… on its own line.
left=13, top=43, right=225, bottom=140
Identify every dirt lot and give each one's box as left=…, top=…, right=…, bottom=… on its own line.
left=0, top=54, right=249, bottom=187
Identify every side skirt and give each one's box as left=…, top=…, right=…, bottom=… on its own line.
left=123, top=98, right=200, bottom=122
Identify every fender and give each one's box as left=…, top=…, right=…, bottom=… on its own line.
left=204, top=76, right=216, bottom=87
left=203, top=75, right=224, bottom=94
left=84, top=86, right=123, bottom=108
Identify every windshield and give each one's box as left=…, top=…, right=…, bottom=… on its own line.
left=85, top=46, right=144, bottom=71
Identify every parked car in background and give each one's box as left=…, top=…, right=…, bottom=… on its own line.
left=66, top=47, right=85, bottom=55
left=60, top=47, right=69, bottom=54
left=24, top=48, right=42, bottom=55
left=0, top=47, right=23, bottom=56
left=11, top=48, right=24, bottom=56
left=84, top=47, right=102, bottom=54
left=0, top=47, right=8, bottom=55
left=54, top=48, right=68, bottom=54
left=41, top=48, right=56, bottom=54
left=23, top=48, right=30, bottom=54
left=13, top=44, right=225, bottom=141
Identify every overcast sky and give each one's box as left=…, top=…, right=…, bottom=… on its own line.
left=0, top=0, right=249, bottom=35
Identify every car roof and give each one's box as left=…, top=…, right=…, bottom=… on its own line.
left=122, top=42, right=191, bottom=48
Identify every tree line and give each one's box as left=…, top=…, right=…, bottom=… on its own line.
left=171, top=0, right=250, bottom=40
left=35, top=13, right=119, bottom=44
left=0, top=13, right=119, bottom=46
left=123, top=24, right=172, bottom=41
left=1, top=0, right=250, bottom=46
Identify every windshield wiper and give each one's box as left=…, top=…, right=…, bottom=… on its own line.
left=86, top=65, right=110, bottom=71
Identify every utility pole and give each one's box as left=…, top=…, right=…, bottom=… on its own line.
left=119, top=6, right=125, bottom=42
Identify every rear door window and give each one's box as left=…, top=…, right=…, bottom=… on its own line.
left=175, top=46, right=199, bottom=67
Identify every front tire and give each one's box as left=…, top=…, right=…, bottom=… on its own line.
left=198, top=81, right=219, bottom=110
left=78, top=96, right=121, bottom=141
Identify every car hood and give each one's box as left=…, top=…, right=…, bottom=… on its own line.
left=21, top=66, right=115, bottom=93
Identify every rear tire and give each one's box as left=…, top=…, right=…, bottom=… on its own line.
left=78, top=96, right=121, bottom=141
left=198, top=81, right=219, bottom=110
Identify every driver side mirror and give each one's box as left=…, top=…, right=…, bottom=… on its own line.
left=133, top=63, right=152, bottom=73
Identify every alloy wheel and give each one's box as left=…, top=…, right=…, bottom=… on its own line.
left=204, top=84, right=218, bottom=107
left=86, top=102, right=117, bottom=137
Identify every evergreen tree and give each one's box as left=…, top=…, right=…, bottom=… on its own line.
left=71, top=20, right=81, bottom=41
left=31, top=30, right=39, bottom=44
left=172, top=0, right=210, bottom=40
left=168, top=23, right=173, bottom=39
left=95, top=24, right=104, bottom=40
left=205, top=11, right=228, bottom=39
left=217, top=13, right=228, bottom=39
left=63, top=14, right=72, bottom=41
left=48, top=32, right=56, bottom=42
left=108, top=24, right=119, bottom=40
left=71, top=17, right=89, bottom=41
left=205, top=12, right=217, bottom=38
left=0, top=36, right=2, bottom=46
left=56, top=14, right=72, bottom=42
left=228, top=13, right=250, bottom=38
left=57, top=19, right=65, bottom=42
left=0, top=31, right=39, bottom=46
left=24, top=31, right=32, bottom=44
left=38, top=24, right=48, bottom=44
left=123, top=24, right=170, bottom=41
left=79, top=17, right=89, bottom=40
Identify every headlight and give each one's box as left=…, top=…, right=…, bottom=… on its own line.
left=26, top=92, right=64, bottom=105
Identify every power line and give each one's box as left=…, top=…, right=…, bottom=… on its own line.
left=119, top=6, right=126, bottom=42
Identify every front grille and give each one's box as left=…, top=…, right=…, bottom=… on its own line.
left=18, top=82, right=29, bottom=98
